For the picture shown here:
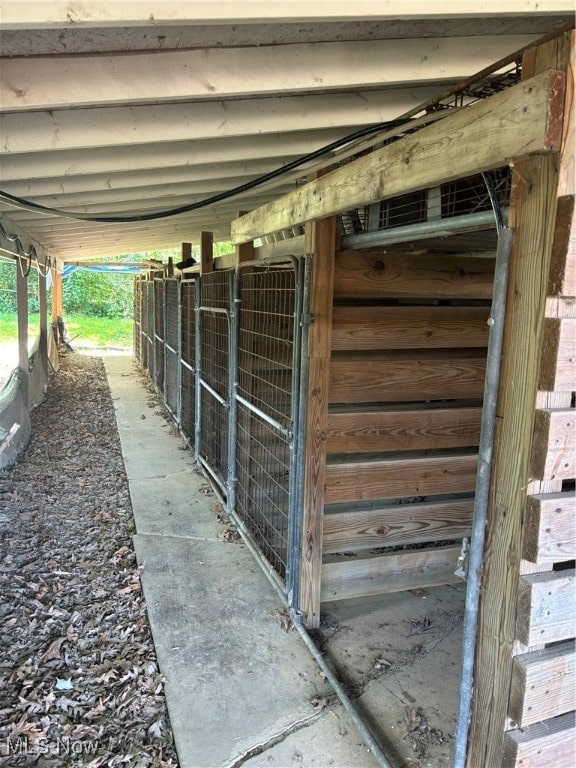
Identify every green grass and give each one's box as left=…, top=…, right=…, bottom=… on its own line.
left=0, top=313, right=133, bottom=348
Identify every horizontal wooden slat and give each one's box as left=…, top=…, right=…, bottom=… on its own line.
left=502, top=712, right=576, bottom=768
left=333, top=251, right=495, bottom=300
left=538, top=317, right=576, bottom=391
left=523, top=492, right=576, bottom=564
left=531, top=408, right=576, bottom=480
left=516, top=569, right=576, bottom=646
left=545, top=296, right=576, bottom=318
left=321, top=545, right=462, bottom=601
left=323, top=499, right=474, bottom=553
left=232, top=70, right=565, bottom=243
left=329, top=356, right=486, bottom=404
left=325, top=453, right=478, bottom=504
left=509, top=641, right=576, bottom=727
left=331, top=305, right=490, bottom=350
left=326, top=406, right=482, bottom=453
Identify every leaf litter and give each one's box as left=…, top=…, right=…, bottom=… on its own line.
left=0, top=355, right=178, bottom=767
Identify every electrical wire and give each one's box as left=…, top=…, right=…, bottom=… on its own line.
left=0, top=120, right=411, bottom=224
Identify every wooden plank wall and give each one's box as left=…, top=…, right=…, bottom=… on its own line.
left=469, top=31, right=576, bottom=768
left=321, top=248, right=494, bottom=604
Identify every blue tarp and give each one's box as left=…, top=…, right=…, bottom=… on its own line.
left=47, top=263, right=142, bottom=288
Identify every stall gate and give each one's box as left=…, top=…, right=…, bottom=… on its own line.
left=134, top=262, right=304, bottom=600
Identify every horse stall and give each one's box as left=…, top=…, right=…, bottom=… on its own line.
left=133, top=30, right=575, bottom=768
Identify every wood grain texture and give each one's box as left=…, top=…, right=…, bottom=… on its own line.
left=523, top=492, right=576, bottom=564
left=324, top=453, right=478, bottom=504
left=509, top=641, right=576, bottom=727
left=329, top=356, right=486, bottom=404
left=531, top=408, right=576, bottom=480
left=232, top=70, right=565, bottom=243
left=538, top=317, right=576, bottom=392
left=516, top=569, right=576, bottom=647
left=502, top=712, right=576, bottom=768
left=200, top=231, right=214, bottom=274
left=298, top=216, right=336, bottom=628
left=333, top=251, right=495, bottom=300
left=322, top=499, right=474, bottom=553
left=467, top=151, right=563, bottom=767
left=331, top=305, right=490, bottom=350
left=547, top=195, right=575, bottom=297
left=326, top=406, right=482, bottom=453
left=558, top=31, right=575, bottom=198
left=320, top=545, right=462, bottom=601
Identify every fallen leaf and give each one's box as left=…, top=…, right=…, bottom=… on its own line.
left=42, top=637, right=66, bottom=661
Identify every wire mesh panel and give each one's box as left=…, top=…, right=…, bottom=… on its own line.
left=133, top=278, right=142, bottom=365
left=142, top=281, right=154, bottom=375
left=164, top=279, right=179, bottom=418
left=199, top=271, right=231, bottom=490
left=180, top=278, right=197, bottom=442
left=235, top=268, right=297, bottom=580
left=153, top=279, right=165, bottom=393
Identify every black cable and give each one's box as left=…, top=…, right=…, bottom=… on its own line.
left=0, top=119, right=409, bottom=224
left=481, top=171, right=504, bottom=231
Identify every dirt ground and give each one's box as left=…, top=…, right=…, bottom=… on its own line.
left=0, top=354, right=178, bottom=767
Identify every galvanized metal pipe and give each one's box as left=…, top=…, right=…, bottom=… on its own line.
left=227, top=271, right=240, bottom=515
left=453, top=226, right=514, bottom=768
left=199, top=377, right=228, bottom=408
left=342, top=208, right=509, bottom=251
left=194, top=278, right=202, bottom=459
left=235, top=393, right=292, bottom=440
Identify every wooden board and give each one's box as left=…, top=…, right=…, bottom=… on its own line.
left=320, top=545, right=462, bottom=602
left=333, top=251, right=495, bottom=300
left=538, top=318, right=576, bottom=392
left=509, top=641, right=576, bottom=727
left=502, top=712, right=576, bottom=768
left=323, top=499, right=474, bottom=554
left=326, top=406, right=482, bottom=453
left=523, top=492, right=576, bottom=564
left=324, top=453, right=478, bottom=504
left=231, top=70, right=565, bottom=243
left=531, top=408, right=576, bottom=480
left=331, top=305, right=490, bottom=350
left=329, top=356, right=486, bottom=404
left=516, top=569, right=576, bottom=647
left=548, top=195, right=575, bottom=296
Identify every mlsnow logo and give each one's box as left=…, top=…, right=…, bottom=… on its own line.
left=1, top=736, right=99, bottom=756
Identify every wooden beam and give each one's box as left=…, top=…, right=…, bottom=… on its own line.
left=325, top=453, right=478, bottom=504
left=323, top=499, right=474, bottom=553
left=523, top=491, right=576, bottom=564
left=200, top=232, right=213, bottom=275
left=502, top=712, right=576, bottom=768
left=299, top=217, right=337, bottom=628
left=329, top=354, right=486, bottom=404
left=558, top=30, right=576, bottom=197
left=232, top=69, right=565, bottom=243
left=467, top=37, right=570, bottom=768
left=516, top=569, right=575, bottom=646
left=326, top=406, right=482, bottom=453
left=331, top=305, right=490, bottom=350
left=509, top=641, right=576, bottom=727
left=0, top=36, right=537, bottom=112
left=538, top=318, right=576, bottom=391
left=531, top=408, right=575, bottom=480
left=321, top=545, right=462, bottom=602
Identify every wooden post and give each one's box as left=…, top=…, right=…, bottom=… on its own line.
left=200, top=231, right=214, bottom=274
left=16, top=256, right=29, bottom=401
left=467, top=32, right=572, bottom=768
left=38, top=266, right=48, bottom=373
left=298, top=216, right=337, bottom=627
left=235, top=212, right=255, bottom=267
left=51, top=266, right=63, bottom=323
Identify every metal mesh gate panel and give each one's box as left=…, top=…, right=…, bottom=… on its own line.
left=199, top=271, right=231, bottom=490
left=142, top=281, right=153, bottom=375
left=164, top=279, right=179, bottom=418
left=153, top=280, right=165, bottom=392
left=133, top=278, right=142, bottom=364
left=235, top=268, right=296, bottom=579
left=180, top=279, right=197, bottom=442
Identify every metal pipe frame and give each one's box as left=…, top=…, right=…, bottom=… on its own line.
left=453, top=226, right=514, bottom=768
left=194, top=277, right=202, bottom=459
left=341, top=208, right=509, bottom=251
left=227, top=270, right=239, bottom=516
left=199, top=377, right=228, bottom=408
left=235, top=393, right=292, bottom=440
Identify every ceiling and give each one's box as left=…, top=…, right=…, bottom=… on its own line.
left=0, top=2, right=573, bottom=263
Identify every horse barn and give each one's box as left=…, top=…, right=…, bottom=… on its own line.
left=0, top=4, right=574, bottom=767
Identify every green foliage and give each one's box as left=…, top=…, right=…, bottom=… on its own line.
left=63, top=270, right=134, bottom=318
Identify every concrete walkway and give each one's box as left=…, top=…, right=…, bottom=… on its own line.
left=104, top=355, right=379, bottom=768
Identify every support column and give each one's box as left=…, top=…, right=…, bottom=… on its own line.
left=16, top=256, right=29, bottom=401
left=298, top=216, right=337, bottom=628
left=51, top=265, right=63, bottom=323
